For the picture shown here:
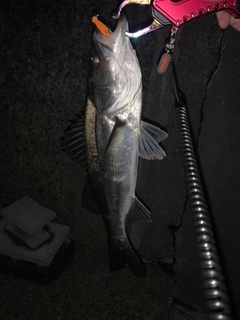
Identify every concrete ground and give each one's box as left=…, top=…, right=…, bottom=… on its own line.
left=0, top=0, right=240, bottom=319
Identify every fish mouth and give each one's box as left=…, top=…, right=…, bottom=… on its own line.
left=93, top=14, right=129, bottom=57
left=90, top=13, right=141, bottom=116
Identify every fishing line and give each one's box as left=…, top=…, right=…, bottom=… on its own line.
left=75, top=241, right=195, bottom=320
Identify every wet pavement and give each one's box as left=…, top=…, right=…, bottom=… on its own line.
left=0, top=1, right=240, bottom=319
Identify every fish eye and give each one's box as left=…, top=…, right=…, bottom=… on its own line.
left=91, top=56, right=100, bottom=65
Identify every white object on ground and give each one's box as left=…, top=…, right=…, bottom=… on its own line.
left=0, top=196, right=70, bottom=266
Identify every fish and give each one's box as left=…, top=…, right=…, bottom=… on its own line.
left=61, top=13, right=168, bottom=277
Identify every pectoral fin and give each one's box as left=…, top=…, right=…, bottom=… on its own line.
left=105, top=117, right=126, bottom=153
left=139, top=121, right=167, bottom=160
left=127, top=198, right=152, bottom=222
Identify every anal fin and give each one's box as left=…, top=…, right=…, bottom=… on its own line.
left=127, top=198, right=152, bottom=223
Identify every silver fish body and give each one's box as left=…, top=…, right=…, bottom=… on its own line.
left=62, top=14, right=168, bottom=277
left=85, top=90, right=144, bottom=275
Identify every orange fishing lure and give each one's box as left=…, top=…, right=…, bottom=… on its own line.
left=92, top=15, right=112, bottom=37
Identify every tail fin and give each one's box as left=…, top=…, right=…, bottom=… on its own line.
left=108, top=239, right=146, bottom=277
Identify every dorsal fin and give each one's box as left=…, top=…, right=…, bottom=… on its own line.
left=82, top=177, right=102, bottom=215
left=61, top=114, right=87, bottom=169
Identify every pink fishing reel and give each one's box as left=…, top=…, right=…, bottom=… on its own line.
left=114, top=0, right=240, bottom=37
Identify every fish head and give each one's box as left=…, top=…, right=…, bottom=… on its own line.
left=89, top=14, right=141, bottom=116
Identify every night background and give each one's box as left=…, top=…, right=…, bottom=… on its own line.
left=0, top=0, right=240, bottom=319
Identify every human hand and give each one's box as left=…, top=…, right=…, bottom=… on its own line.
left=216, top=11, right=240, bottom=31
